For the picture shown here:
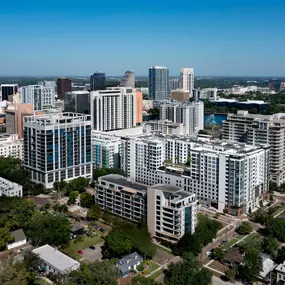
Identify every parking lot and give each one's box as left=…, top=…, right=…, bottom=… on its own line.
left=81, top=241, right=104, bottom=261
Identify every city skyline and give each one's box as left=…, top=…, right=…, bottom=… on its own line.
left=1, top=0, right=285, bottom=77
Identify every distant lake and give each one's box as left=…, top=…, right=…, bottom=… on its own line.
left=204, top=114, right=227, bottom=125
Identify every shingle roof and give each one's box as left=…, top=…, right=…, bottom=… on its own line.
left=224, top=248, right=244, bottom=264
left=32, top=245, right=79, bottom=272
left=117, top=252, right=143, bottom=274
left=11, top=229, right=26, bottom=242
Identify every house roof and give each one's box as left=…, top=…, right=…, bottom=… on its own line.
left=224, top=248, right=244, bottom=264
left=32, top=245, right=79, bottom=272
left=11, top=229, right=26, bottom=242
left=117, top=252, right=143, bottom=274
left=260, top=254, right=277, bottom=279
left=70, top=223, right=85, bottom=232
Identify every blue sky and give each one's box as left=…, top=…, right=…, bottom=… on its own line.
left=1, top=0, right=285, bottom=76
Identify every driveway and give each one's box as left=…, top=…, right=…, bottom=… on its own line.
left=81, top=241, right=104, bottom=261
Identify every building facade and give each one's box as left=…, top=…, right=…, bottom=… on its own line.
left=0, top=134, right=23, bottom=159
left=147, top=185, right=197, bottom=242
left=90, top=87, right=136, bottom=131
left=169, top=79, right=180, bottom=91
left=171, top=89, right=190, bottom=101
left=142, top=120, right=184, bottom=136
left=90, top=72, right=106, bottom=91
left=149, top=66, right=169, bottom=101
left=21, top=85, right=55, bottom=110
left=120, top=135, right=270, bottom=215
left=223, top=111, right=285, bottom=186
left=96, top=174, right=147, bottom=223
left=92, top=131, right=121, bottom=169
left=120, top=71, right=135, bottom=88
left=64, top=91, right=90, bottom=114
left=160, top=101, right=204, bottom=137
left=23, top=113, right=92, bottom=188
left=136, top=92, right=143, bottom=125
left=1, top=84, right=18, bottom=101
left=57, top=78, right=72, bottom=100
left=179, top=68, right=194, bottom=94
left=0, top=177, right=23, bottom=197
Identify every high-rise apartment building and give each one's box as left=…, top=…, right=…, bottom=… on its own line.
left=1, top=84, right=18, bottom=101
left=90, top=72, right=106, bottom=91
left=120, top=71, right=135, bottom=88
left=160, top=101, right=204, bottom=137
left=142, top=120, right=184, bottom=136
left=21, top=85, right=55, bottom=110
left=171, top=89, right=190, bottom=101
left=147, top=185, right=197, bottom=242
left=223, top=110, right=285, bottom=186
left=179, top=68, right=194, bottom=94
left=120, top=135, right=269, bottom=215
left=149, top=66, right=169, bottom=101
left=169, top=79, right=180, bottom=91
left=90, top=87, right=136, bottom=131
left=5, top=103, right=34, bottom=139
left=57, top=77, right=72, bottom=100
left=64, top=91, right=90, bottom=114
left=23, top=113, right=92, bottom=188
left=38, top=81, right=56, bottom=87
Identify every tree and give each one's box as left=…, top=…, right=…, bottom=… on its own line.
left=68, top=191, right=79, bottom=204
left=87, top=204, right=101, bottom=220
left=213, top=246, right=225, bottom=262
left=265, top=218, right=285, bottom=242
left=103, top=222, right=155, bottom=259
left=274, top=246, right=285, bottom=264
left=225, top=266, right=238, bottom=282
left=93, top=168, right=124, bottom=181
left=236, top=222, right=252, bottom=235
left=68, top=260, right=118, bottom=285
left=103, top=208, right=113, bottom=224
left=27, top=212, right=70, bottom=246
left=164, top=253, right=212, bottom=285
left=68, top=177, right=89, bottom=193
left=80, top=192, right=94, bottom=208
left=0, top=264, right=31, bottom=285
left=131, top=276, right=160, bottom=285
left=250, top=208, right=268, bottom=224
left=263, top=236, right=279, bottom=257
left=270, top=194, right=274, bottom=202
left=0, top=227, right=14, bottom=251
left=239, top=247, right=262, bottom=282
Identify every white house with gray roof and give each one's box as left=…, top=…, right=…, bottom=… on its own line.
left=32, top=244, right=80, bottom=274
left=116, top=252, right=143, bottom=277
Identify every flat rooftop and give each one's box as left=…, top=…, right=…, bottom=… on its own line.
left=150, top=184, right=182, bottom=193
left=99, top=174, right=148, bottom=193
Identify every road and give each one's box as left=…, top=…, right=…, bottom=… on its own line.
left=212, top=276, right=243, bottom=285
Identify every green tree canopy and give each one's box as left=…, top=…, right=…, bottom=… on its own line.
left=265, top=218, right=285, bottom=242
left=263, top=236, right=279, bottom=257
left=68, top=191, right=79, bottom=204
left=103, top=222, right=155, bottom=259
left=87, top=204, right=101, bottom=220
left=93, top=168, right=124, bottom=181
left=236, top=222, right=252, bottom=235
left=27, top=212, right=70, bottom=246
left=80, top=192, right=94, bottom=208
left=274, top=246, right=285, bottom=264
left=68, top=177, right=89, bottom=194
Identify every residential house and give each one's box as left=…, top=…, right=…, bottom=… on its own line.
left=7, top=229, right=27, bottom=250
left=116, top=252, right=143, bottom=277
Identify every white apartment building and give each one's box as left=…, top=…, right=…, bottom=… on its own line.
left=90, top=87, right=136, bottom=131
left=142, top=120, right=184, bottom=136
left=200, top=88, right=218, bottom=100
left=23, top=113, right=92, bottom=188
left=223, top=110, right=285, bottom=186
left=160, top=101, right=204, bottom=137
left=121, top=135, right=270, bottom=215
left=96, top=174, right=147, bottom=223
left=147, top=184, right=197, bottom=242
left=92, top=131, right=121, bottom=169
left=21, top=85, right=55, bottom=110
left=0, top=177, right=23, bottom=197
left=179, top=68, right=194, bottom=93
left=0, top=134, right=23, bottom=159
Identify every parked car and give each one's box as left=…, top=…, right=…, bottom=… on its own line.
left=99, top=228, right=105, bottom=233
left=77, top=250, right=83, bottom=255
left=89, top=246, right=96, bottom=250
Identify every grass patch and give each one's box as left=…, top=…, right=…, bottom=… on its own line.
left=35, top=278, right=46, bottom=285
left=148, top=261, right=160, bottom=273
left=149, top=268, right=163, bottom=280
left=153, top=244, right=174, bottom=256
left=63, top=235, right=103, bottom=260
left=273, top=206, right=285, bottom=217
left=221, top=234, right=244, bottom=250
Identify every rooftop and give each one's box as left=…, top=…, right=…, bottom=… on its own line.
left=10, top=229, right=26, bottom=243
left=117, top=252, right=143, bottom=274
left=32, top=244, right=79, bottom=272
left=99, top=174, right=148, bottom=193
left=150, top=184, right=182, bottom=193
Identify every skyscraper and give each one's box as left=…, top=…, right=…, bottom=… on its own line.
left=23, top=113, right=92, bottom=188
left=57, top=77, right=72, bottom=100
left=179, top=68, right=194, bottom=94
left=64, top=91, right=90, bottom=114
left=149, top=66, right=169, bottom=101
left=90, top=72, right=106, bottom=91
left=1, top=84, right=18, bottom=101
left=21, top=85, right=55, bottom=110
left=120, top=71, right=135, bottom=88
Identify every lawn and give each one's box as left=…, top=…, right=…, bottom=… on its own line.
left=63, top=235, right=103, bottom=260
left=149, top=268, right=164, bottom=280
left=147, top=261, right=160, bottom=273
left=35, top=278, right=46, bottom=285
left=153, top=244, right=174, bottom=265
left=221, top=234, right=244, bottom=250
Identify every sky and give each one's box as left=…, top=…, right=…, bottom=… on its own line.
left=1, top=0, right=285, bottom=77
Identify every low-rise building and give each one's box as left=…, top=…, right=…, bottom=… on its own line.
left=7, top=229, right=27, bottom=250
left=0, top=177, right=23, bottom=197
left=147, top=184, right=197, bottom=242
left=275, top=261, right=285, bottom=284
left=96, top=174, right=147, bottom=223
left=116, top=252, right=143, bottom=277
left=32, top=244, right=80, bottom=275
left=0, top=134, right=23, bottom=159
left=142, top=120, right=184, bottom=135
